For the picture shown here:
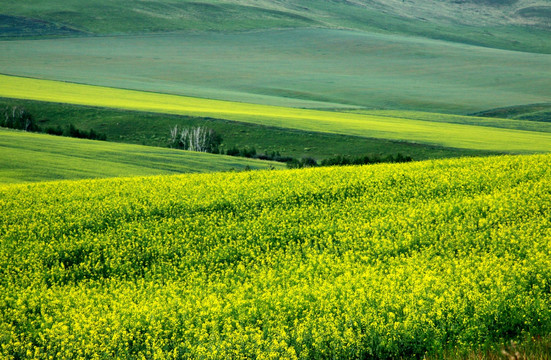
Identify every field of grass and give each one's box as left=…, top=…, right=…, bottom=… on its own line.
left=350, top=109, right=551, bottom=133
left=1, top=75, right=550, bottom=154
left=473, top=103, right=551, bottom=123
left=1, top=154, right=550, bottom=358
left=2, top=0, right=550, bottom=54
left=0, top=128, right=283, bottom=184
left=1, top=29, right=550, bottom=113
left=0, top=98, right=496, bottom=162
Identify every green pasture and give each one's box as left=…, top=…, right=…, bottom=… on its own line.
left=350, top=109, right=551, bottom=133
left=1, top=29, right=550, bottom=113
left=0, top=128, right=283, bottom=184
left=1, top=0, right=550, bottom=54
left=0, top=98, right=495, bottom=161
left=1, top=75, right=550, bottom=154
left=473, top=103, right=551, bottom=122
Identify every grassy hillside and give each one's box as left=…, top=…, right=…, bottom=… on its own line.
left=1, top=75, right=550, bottom=154
left=1, top=0, right=550, bottom=53
left=0, top=98, right=497, bottom=162
left=351, top=109, right=551, bottom=133
left=1, top=29, right=550, bottom=113
left=473, top=103, right=551, bottom=122
left=0, top=128, right=283, bottom=184
left=1, top=154, right=550, bottom=358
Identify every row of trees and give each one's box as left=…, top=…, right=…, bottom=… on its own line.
left=169, top=125, right=413, bottom=168
left=47, top=124, right=107, bottom=140
left=285, top=154, right=413, bottom=169
left=169, top=125, right=222, bottom=153
left=320, top=153, right=413, bottom=166
left=1, top=106, right=107, bottom=141
left=2, top=106, right=39, bottom=132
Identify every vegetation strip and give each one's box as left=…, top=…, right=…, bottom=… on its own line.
left=0, top=97, right=496, bottom=161
left=1, top=75, right=550, bottom=153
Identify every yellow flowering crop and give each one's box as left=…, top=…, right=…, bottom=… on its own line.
left=0, top=154, right=550, bottom=358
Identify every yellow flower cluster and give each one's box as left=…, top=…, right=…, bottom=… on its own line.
left=1, top=154, right=550, bottom=359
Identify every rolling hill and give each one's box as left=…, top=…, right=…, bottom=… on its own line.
left=0, top=97, right=497, bottom=162
left=1, top=29, right=550, bottom=113
left=1, top=154, right=550, bottom=358
left=473, top=103, right=551, bottom=122
left=0, top=128, right=283, bottom=184
left=1, top=1, right=551, bottom=357
left=1, top=75, right=550, bottom=154
left=2, top=1, right=549, bottom=117
left=1, top=0, right=550, bottom=53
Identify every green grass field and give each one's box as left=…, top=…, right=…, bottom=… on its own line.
left=1, top=154, right=550, bottom=358
left=473, top=103, right=551, bottom=123
left=0, top=98, right=497, bottom=162
left=350, top=109, right=551, bottom=133
left=2, top=0, right=550, bottom=54
left=1, top=75, right=550, bottom=154
left=1, top=29, right=550, bottom=113
left=0, top=128, right=283, bottom=184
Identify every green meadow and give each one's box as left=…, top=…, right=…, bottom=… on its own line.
left=0, top=128, right=283, bottom=184
left=0, top=98, right=496, bottom=162
left=1, top=75, right=550, bottom=154
left=1, top=29, right=550, bottom=113
left=2, top=0, right=550, bottom=54
left=351, top=109, right=551, bottom=133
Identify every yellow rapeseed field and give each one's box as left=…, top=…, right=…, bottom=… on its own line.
left=1, top=154, right=550, bottom=358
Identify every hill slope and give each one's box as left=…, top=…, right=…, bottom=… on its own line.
left=1, top=0, right=550, bottom=52
left=1, top=98, right=497, bottom=161
left=0, top=128, right=283, bottom=184
left=1, top=154, right=550, bottom=358
left=2, top=29, right=550, bottom=113
left=1, top=75, right=550, bottom=154
left=473, top=103, right=551, bottom=122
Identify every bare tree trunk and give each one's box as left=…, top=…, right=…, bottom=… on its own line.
left=169, top=125, right=179, bottom=148
left=170, top=125, right=220, bottom=153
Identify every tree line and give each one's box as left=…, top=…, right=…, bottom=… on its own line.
left=1, top=106, right=107, bottom=141
left=169, top=125, right=413, bottom=168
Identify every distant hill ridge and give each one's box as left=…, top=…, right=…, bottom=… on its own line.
left=1, top=0, right=549, bottom=45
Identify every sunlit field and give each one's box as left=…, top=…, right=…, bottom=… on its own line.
left=1, top=154, right=550, bottom=358
left=1, top=75, right=550, bottom=153
left=1, top=29, right=550, bottom=112
left=0, top=128, right=282, bottom=184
